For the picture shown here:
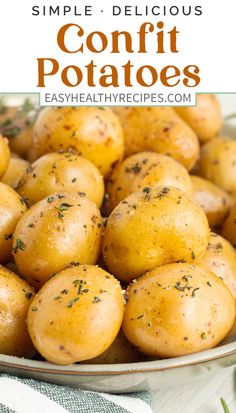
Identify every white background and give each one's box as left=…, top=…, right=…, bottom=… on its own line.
left=0, top=0, right=236, bottom=105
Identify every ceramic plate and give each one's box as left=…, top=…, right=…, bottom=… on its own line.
left=0, top=93, right=236, bottom=393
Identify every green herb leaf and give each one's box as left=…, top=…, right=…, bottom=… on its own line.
left=220, top=398, right=231, bottom=413
left=13, top=239, right=26, bottom=253
left=67, top=297, right=80, bottom=308
left=93, top=296, right=101, bottom=303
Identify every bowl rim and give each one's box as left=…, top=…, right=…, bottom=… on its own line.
left=0, top=340, right=236, bottom=376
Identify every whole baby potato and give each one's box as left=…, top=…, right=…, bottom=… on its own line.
left=199, top=232, right=236, bottom=300
left=0, top=183, right=27, bottom=264
left=0, top=265, right=35, bottom=357
left=0, top=135, right=10, bottom=178
left=105, top=152, right=192, bottom=214
left=222, top=205, right=236, bottom=247
left=27, top=265, right=124, bottom=364
left=113, top=107, right=199, bottom=171
left=122, top=263, right=235, bottom=358
left=197, top=137, right=236, bottom=197
left=85, top=330, right=145, bottom=364
left=17, top=152, right=104, bottom=207
left=32, top=107, right=124, bottom=177
left=1, top=157, right=29, bottom=189
left=175, top=94, right=222, bottom=143
left=102, top=186, right=209, bottom=282
left=191, top=175, right=234, bottom=229
left=13, top=192, right=103, bottom=288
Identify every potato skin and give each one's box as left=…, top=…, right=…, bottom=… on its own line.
left=0, top=183, right=27, bottom=264
left=113, top=107, right=199, bottom=171
left=32, top=107, right=124, bottom=177
left=103, top=186, right=209, bottom=282
left=197, top=137, right=236, bottom=197
left=175, top=94, right=222, bottom=143
left=27, top=265, right=124, bottom=364
left=13, top=192, right=103, bottom=289
left=0, top=135, right=10, bottom=178
left=122, top=263, right=235, bottom=358
left=17, top=152, right=104, bottom=208
left=199, top=232, right=236, bottom=300
left=106, top=152, right=192, bottom=214
left=1, top=157, right=29, bottom=189
left=191, top=175, right=234, bottom=229
left=222, top=205, right=236, bottom=247
left=84, top=330, right=145, bottom=364
left=0, top=265, right=35, bottom=357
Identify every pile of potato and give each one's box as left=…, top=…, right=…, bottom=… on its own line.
left=0, top=95, right=236, bottom=365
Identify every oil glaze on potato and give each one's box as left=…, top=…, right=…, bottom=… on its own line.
left=13, top=192, right=103, bottom=288
left=197, top=137, right=236, bottom=197
left=18, top=152, right=104, bottom=207
left=113, top=107, right=199, bottom=171
left=103, top=186, right=209, bottom=282
left=0, top=183, right=27, bottom=264
left=191, top=175, right=234, bottom=229
left=222, top=205, right=236, bottom=247
left=175, top=94, right=222, bottom=143
left=106, top=152, right=192, bottom=214
left=199, top=233, right=236, bottom=300
left=0, top=135, right=10, bottom=178
left=27, top=265, right=124, bottom=364
left=0, top=265, right=35, bottom=357
left=122, top=263, right=235, bottom=358
left=1, top=157, right=29, bottom=189
left=32, top=107, right=124, bottom=177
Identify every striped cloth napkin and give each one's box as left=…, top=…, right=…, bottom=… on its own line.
left=0, top=374, right=152, bottom=413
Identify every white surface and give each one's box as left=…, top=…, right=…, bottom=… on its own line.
left=152, top=366, right=236, bottom=412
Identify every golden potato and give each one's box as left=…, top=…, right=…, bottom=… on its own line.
left=0, top=134, right=10, bottom=178
left=13, top=192, right=103, bottom=289
left=0, top=105, right=34, bottom=158
left=0, top=265, right=35, bottom=357
left=198, top=232, right=236, bottom=300
left=84, top=330, right=145, bottom=364
left=1, top=157, right=29, bottom=189
left=113, top=107, right=199, bottom=171
left=222, top=204, right=236, bottom=247
left=17, top=152, right=104, bottom=208
left=105, top=152, right=192, bottom=214
left=0, top=183, right=27, bottom=264
left=122, top=263, right=235, bottom=358
left=191, top=175, right=234, bottom=229
left=197, top=137, right=236, bottom=197
left=32, top=107, right=124, bottom=177
left=102, top=186, right=209, bottom=282
left=175, top=94, right=222, bottom=143
left=27, top=265, right=124, bottom=364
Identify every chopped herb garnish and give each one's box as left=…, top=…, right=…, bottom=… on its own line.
left=207, top=281, right=211, bottom=287
left=25, top=292, right=33, bottom=300
left=67, top=297, right=80, bottom=308
left=47, top=196, right=55, bottom=203
left=13, top=239, right=26, bottom=253
left=31, top=306, right=38, bottom=312
left=192, top=287, right=200, bottom=297
left=93, top=296, right=101, bottom=303
left=191, top=251, right=196, bottom=260
left=137, top=314, right=144, bottom=319
left=54, top=296, right=62, bottom=300
left=61, top=289, right=69, bottom=294
left=201, top=332, right=206, bottom=340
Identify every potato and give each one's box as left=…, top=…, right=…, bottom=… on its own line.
left=113, top=107, right=199, bottom=171
left=32, top=107, right=124, bottom=177
left=1, top=157, right=29, bottom=189
left=191, top=175, right=234, bottom=230
left=13, top=192, right=103, bottom=289
left=175, top=94, right=222, bottom=143
left=0, top=134, right=10, bottom=178
left=105, top=152, right=192, bottom=214
left=84, top=330, right=145, bottom=364
left=0, top=265, right=35, bottom=357
left=102, top=186, right=209, bottom=282
left=27, top=265, right=124, bottom=364
left=122, top=263, right=235, bottom=358
left=0, top=183, right=27, bottom=264
left=197, top=137, right=236, bottom=197
left=198, top=232, right=236, bottom=300
left=222, top=204, right=236, bottom=247
left=17, top=152, right=104, bottom=208
left=0, top=106, right=33, bottom=158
